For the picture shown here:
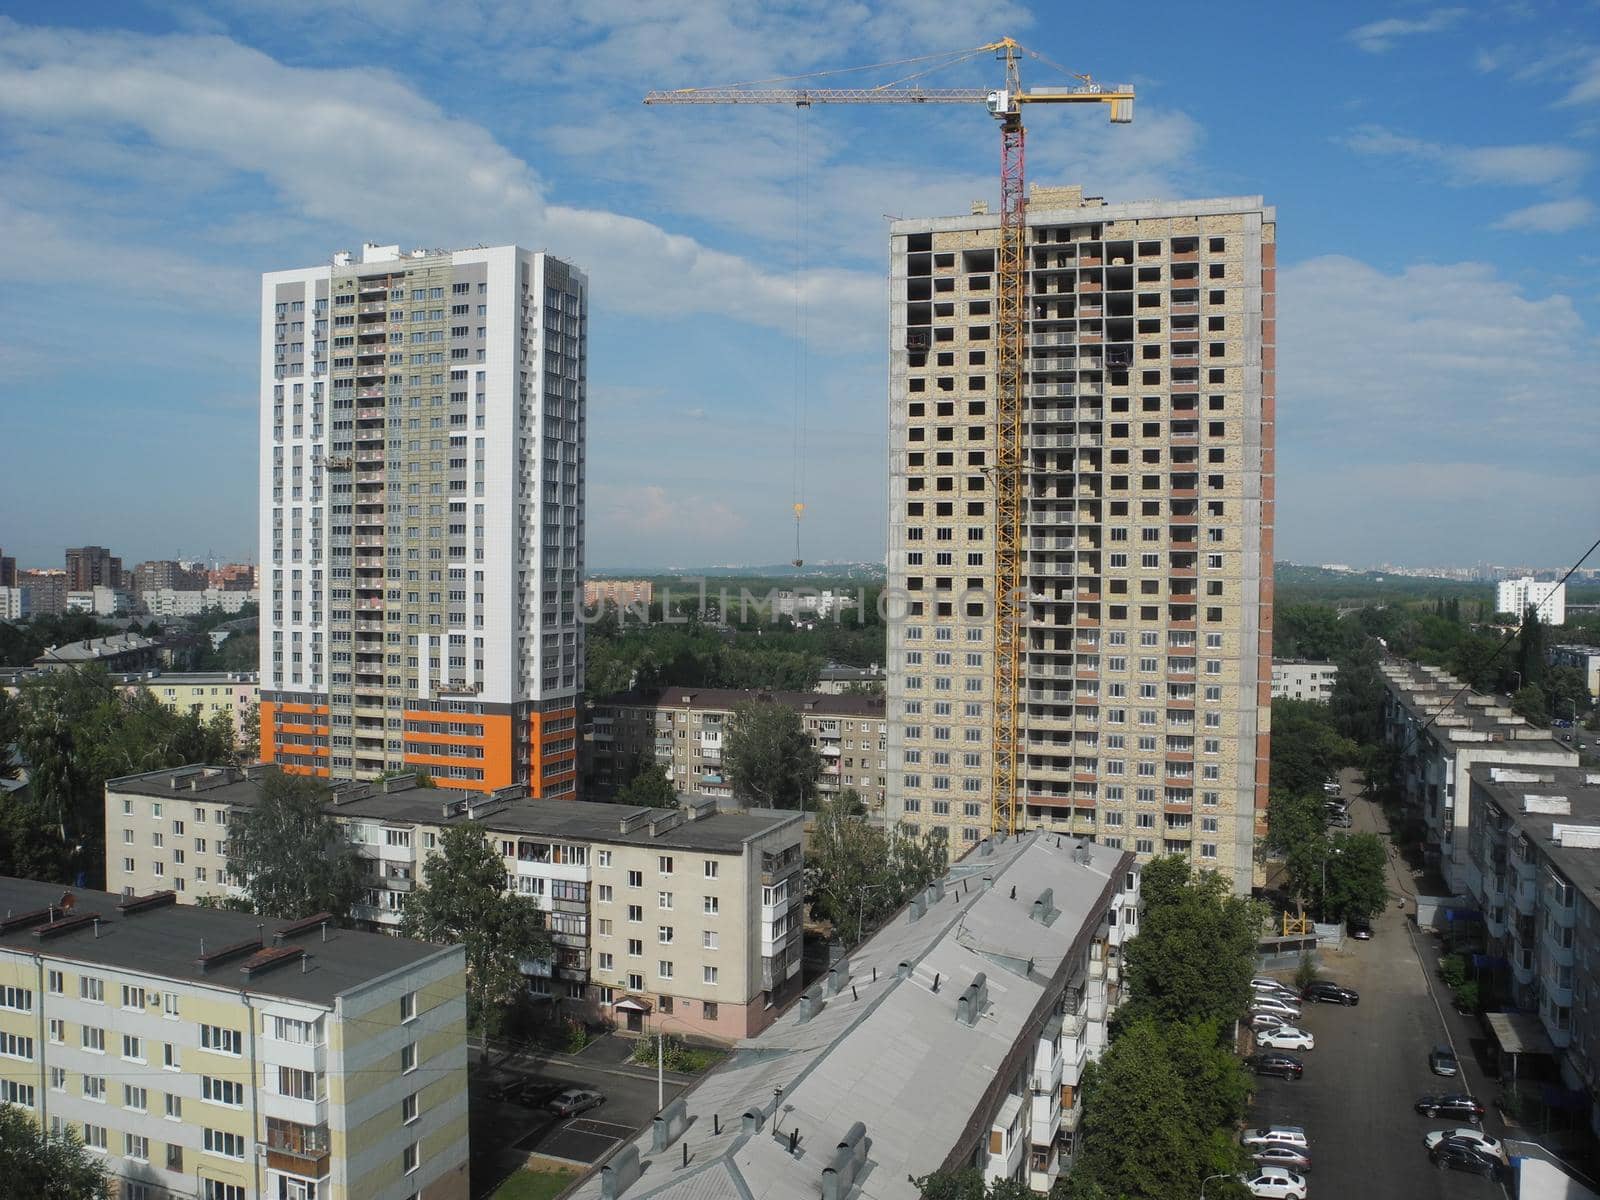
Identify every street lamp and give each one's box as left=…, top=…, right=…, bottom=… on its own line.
left=1200, top=1172, right=1232, bottom=1198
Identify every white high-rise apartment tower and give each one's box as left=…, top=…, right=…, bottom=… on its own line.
left=259, top=243, right=586, bottom=795
left=1496, top=577, right=1565, bottom=626
left=887, top=187, right=1275, bottom=893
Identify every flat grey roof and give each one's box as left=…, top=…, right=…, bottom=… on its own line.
left=106, top=767, right=800, bottom=855
left=0, top=875, right=455, bottom=1007
left=600, top=687, right=886, bottom=719
left=567, top=832, right=1131, bottom=1200
left=1383, top=665, right=1573, bottom=755
left=1472, top=765, right=1600, bottom=903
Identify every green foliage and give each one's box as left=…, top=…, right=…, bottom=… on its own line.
left=1268, top=699, right=1356, bottom=798
left=1122, top=857, right=1262, bottom=1028
left=1266, top=790, right=1328, bottom=906
left=1454, top=981, right=1482, bottom=1013
left=563, top=1019, right=591, bottom=1054
left=401, top=824, right=553, bottom=1035
left=1159, top=1018, right=1254, bottom=1131
left=1324, top=832, right=1389, bottom=922
left=724, top=701, right=821, bottom=810
left=1294, top=952, right=1319, bottom=992
left=1518, top=607, right=1548, bottom=689
left=0, top=613, right=117, bottom=668
left=1328, top=637, right=1385, bottom=744
left=806, top=793, right=948, bottom=944
left=1438, top=954, right=1467, bottom=990
left=225, top=771, right=361, bottom=920
left=1074, top=1019, right=1207, bottom=1200
left=0, top=1103, right=110, bottom=1199
left=628, top=1034, right=722, bottom=1074
left=239, top=701, right=261, bottom=763
left=1545, top=667, right=1591, bottom=721
left=3, top=668, right=235, bottom=885
left=614, top=756, right=679, bottom=808
left=1272, top=604, right=1352, bottom=661
left=1512, top=684, right=1549, bottom=726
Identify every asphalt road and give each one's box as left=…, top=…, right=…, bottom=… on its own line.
left=1247, top=767, right=1505, bottom=1199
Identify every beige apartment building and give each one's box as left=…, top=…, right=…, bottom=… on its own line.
left=583, top=578, right=654, bottom=610
left=0, top=875, right=467, bottom=1200
left=591, top=687, right=887, bottom=810
left=886, top=186, right=1275, bottom=891
left=104, top=766, right=804, bottom=1041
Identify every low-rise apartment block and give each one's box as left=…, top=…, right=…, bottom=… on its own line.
left=1382, top=660, right=1578, bottom=892
left=1550, top=644, right=1600, bottom=703
left=104, top=766, right=804, bottom=1040
left=142, top=672, right=260, bottom=743
left=1465, top=764, right=1600, bottom=1137
left=1270, top=659, right=1337, bottom=702
left=592, top=687, right=887, bottom=809
left=565, top=832, right=1139, bottom=1200
left=0, top=875, right=467, bottom=1200
left=583, top=579, right=654, bottom=610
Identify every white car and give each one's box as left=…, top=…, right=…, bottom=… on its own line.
left=1251, top=996, right=1303, bottom=1020
left=1423, top=1128, right=1507, bottom=1161
left=1240, top=1126, right=1308, bottom=1150
left=1241, top=1167, right=1307, bottom=1199
left=1256, top=1026, right=1315, bottom=1051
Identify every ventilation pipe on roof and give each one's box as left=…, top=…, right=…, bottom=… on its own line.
left=825, top=958, right=850, bottom=996
left=956, top=973, right=988, bottom=1026
left=820, top=1122, right=872, bottom=1200
left=599, top=1145, right=642, bottom=1200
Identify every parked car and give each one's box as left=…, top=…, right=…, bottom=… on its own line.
left=1429, top=1045, right=1459, bottom=1076
left=1257, top=1026, right=1315, bottom=1052
left=1249, top=1011, right=1291, bottom=1032
left=1240, top=1125, right=1308, bottom=1150
left=1251, top=1145, right=1312, bottom=1172
left=1429, top=1136, right=1505, bottom=1179
left=1347, top=915, right=1373, bottom=940
left=1251, top=977, right=1299, bottom=999
left=548, top=1088, right=605, bottom=1117
left=1303, top=981, right=1360, bottom=1006
left=1240, top=1166, right=1308, bottom=1198
left=1414, top=1093, right=1484, bottom=1122
left=1423, top=1128, right=1507, bottom=1161
left=1252, top=995, right=1303, bottom=1020
left=1329, top=810, right=1353, bottom=828
left=1323, top=780, right=1341, bottom=795
left=1244, top=1052, right=1304, bottom=1080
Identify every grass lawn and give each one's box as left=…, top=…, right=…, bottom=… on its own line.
left=490, top=1168, right=579, bottom=1200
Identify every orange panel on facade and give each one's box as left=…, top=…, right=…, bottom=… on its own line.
left=402, top=710, right=513, bottom=793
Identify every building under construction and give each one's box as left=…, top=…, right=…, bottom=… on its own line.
left=885, top=185, right=1275, bottom=893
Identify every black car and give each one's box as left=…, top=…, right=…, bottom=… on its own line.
left=1244, top=1052, right=1304, bottom=1080
left=1347, top=915, right=1373, bottom=940
left=1429, top=1045, right=1459, bottom=1076
left=1415, top=1094, right=1485, bottom=1122
left=1430, top=1137, right=1504, bottom=1179
left=1303, top=981, right=1360, bottom=1006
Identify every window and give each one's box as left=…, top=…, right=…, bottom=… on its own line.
left=704, top=895, right=720, bottom=915
left=163, top=1042, right=179, bottom=1070
left=83, top=1075, right=106, bottom=1101
left=658, top=891, right=673, bottom=910
left=124, top=1084, right=147, bottom=1111
left=203, top=1184, right=245, bottom=1200
left=628, top=973, right=645, bottom=991
left=597, top=952, right=614, bottom=971
left=125, top=1134, right=149, bottom=1162
left=0, top=986, right=31, bottom=1013
left=122, top=1034, right=144, bottom=1061
left=627, top=870, right=643, bottom=888
left=704, top=860, right=719, bottom=879
left=0, top=1032, right=33, bottom=1060
left=627, top=939, right=644, bottom=957
left=400, top=991, right=417, bottom=1022
left=80, top=976, right=104, bottom=1003
left=401, top=1042, right=417, bottom=1073
left=627, top=904, right=643, bottom=923
left=404, top=1142, right=420, bottom=1174
left=402, top=1093, right=420, bottom=1124
left=165, top=1093, right=182, bottom=1119
left=703, top=965, right=719, bottom=985
left=48, top=1066, right=65, bottom=1091
left=658, top=961, right=674, bottom=980
left=47, top=970, right=63, bottom=994
left=204, top=1128, right=247, bottom=1159
left=703, top=1002, right=719, bottom=1020
left=272, top=1015, right=317, bottom=1044
left=200, top=1025, right=241, bottom=1055
left=202, top=1076, right=244, bottom=1106
left=703, top=930, right=719, bottom=950
left=597, top=884, right=613, bottom=902
left=658, top=926, right=674, bottom=944
left=83, top=1124, right=107, bottom=1152
left=658, top=855, right=674, bottom=876
left=82, top=1026, right=106, bottom=1053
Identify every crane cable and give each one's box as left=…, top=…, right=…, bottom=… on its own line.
left=791, top=101, right=809, bottom=567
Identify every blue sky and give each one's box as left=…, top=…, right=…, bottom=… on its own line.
left=1, top=0, right=1597, bottom=572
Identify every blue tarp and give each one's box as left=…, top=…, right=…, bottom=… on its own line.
left=1445, top=909, right=1484, bottom=923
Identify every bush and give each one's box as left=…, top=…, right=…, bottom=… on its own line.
left=628, top=1033, right=722, bottom=1074
left=1438, top=954, right=1467, bottom=990
left=1453, top=981, right=1481, bottom=1014
left=563, top=1020, right=590, bottom=1054
left=1294, top=952, right=1319, bottom=992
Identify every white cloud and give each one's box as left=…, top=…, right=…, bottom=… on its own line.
left=1343, top=125, right=1588, bottom=188
left=1558, top=49, right=1600, bottom=107
left=1493, top=197, right=1597, bottom=232
left=1347, top=8, right=1468, bottom=53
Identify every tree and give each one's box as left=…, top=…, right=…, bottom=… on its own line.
left=225, top=771, right=361, bottom=920
left=1265, top=791, right=1328, bottom=908
left=401, top=823, right=553, bottom=1034
left=1160, top=1018, right=1253, bottom=1132
left=1323, top=832, right=1389, bottom=922
left=615, top=759, right=679, bottom=809
left=1122, top=857, right=1261, bottom=1028
left=806, top=792, right=947, bottom=944
left=0, top=1103, right=110, bottom=1199
left=1512, top=683, right=1548, bottom=726
left=724, top=700, right=821, bottom=810
left=1519, top=606, right=1548, bottom=689
left=1072, top=1019, right=1207, bottom=1200
left=238, top=701, right=261, bottom=762
left=1267, top=699, right=1355, bottom=798
left=1546, top=666, right=1591, bottom=723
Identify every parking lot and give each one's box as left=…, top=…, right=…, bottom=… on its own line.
left=1247, top=769, right=1504, bottom=1198
left=469, top=1035, right=690, bottom=1197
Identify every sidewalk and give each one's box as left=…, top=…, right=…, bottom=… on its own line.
left=471, top=1031, right=698, bottom=1085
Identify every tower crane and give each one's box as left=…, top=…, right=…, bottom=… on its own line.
left=646, top=40, right=1133, bottom=835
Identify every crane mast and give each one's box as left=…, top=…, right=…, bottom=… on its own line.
left=646, top=41, right=1133, bottom=837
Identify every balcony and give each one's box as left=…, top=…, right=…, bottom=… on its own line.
left=264, top=1119, right=330, bottom=1179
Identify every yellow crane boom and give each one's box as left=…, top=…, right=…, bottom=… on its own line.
left=646, top=40, right=1133, bottom=836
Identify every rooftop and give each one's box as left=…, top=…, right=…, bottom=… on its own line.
left=1472, top=764, right=1600, bottom=903
left=34, top=632, right=159, bottom=663
left=568, top=832, right=1132, bottom=1200
left=1382, top=662, right=1575, bottom=756
left=0, top=875, right=454, bottom=1007
left=107, top=766, right=801, bottom=855
left=600, top=686, right=887, bottom=720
